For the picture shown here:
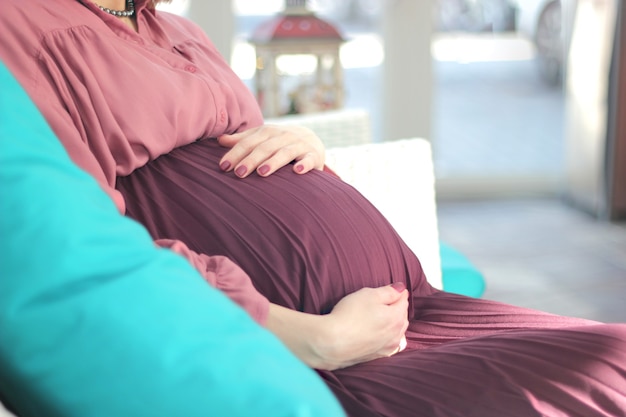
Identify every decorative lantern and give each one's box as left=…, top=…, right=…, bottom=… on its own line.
left=250, top=0, right=346, bottom=117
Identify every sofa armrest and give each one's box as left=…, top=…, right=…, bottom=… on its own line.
left=325, top=139, right=443, bottom=289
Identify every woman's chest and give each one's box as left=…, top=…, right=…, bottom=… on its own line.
left=40, top=24, right=262, bottom=170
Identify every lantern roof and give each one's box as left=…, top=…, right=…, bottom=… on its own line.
left=250, top=3, right=344, bottom=44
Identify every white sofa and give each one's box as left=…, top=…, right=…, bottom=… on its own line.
left=267, top=110, right=443, bottom=289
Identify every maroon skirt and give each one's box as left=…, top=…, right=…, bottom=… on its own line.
left=117, top=139, right=626, bottom=417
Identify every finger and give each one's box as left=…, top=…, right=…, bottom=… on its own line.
left=245, top=133, right=321, bottom=177
left=292, top=152, right=318, bottom=175
left=216, top=131, right=246, bottom=148
left=265, top=125, right=325, bottom=171
left=388, top=293, right=410, bottom=320
left=219, top=141, right=267, bottom=173
left=217, top=128, right=266, bottom=151
left=219, top=125, right=325, bottom=176
left=389, top=297, right=409, bottom=323
left=375, top=283, right=408, bottom=305
left=242, top=141, right=305, bottom=178
left=229, top=132, right=305, bottom=178
left=386, top=296, right=409, bottom=335
left=252, top=142, right=313, bottom=177
left=218, top=129, right=269, bottom=172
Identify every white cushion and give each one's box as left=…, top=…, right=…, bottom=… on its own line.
left=326, top=139, right=443, bottom=289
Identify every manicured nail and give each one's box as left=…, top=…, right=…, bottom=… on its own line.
left=220, top=161, right=231, bottom=171
left=295, top=164, right=305, bottom=173
left=391, top=282, right=406, bottom=292
left=258, top=165, right=270, bottom=176
left=235, top=165, right=247, bottom=177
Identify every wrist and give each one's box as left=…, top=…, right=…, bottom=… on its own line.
left=307, top=314, right=344, bottom=370
left=266, top=304, right=339, bottom=370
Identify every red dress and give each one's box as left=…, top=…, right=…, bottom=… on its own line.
left=117, top=138, right=626, bottom=417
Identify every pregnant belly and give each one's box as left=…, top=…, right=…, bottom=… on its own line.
left=116, top=139, right=427, bottom=314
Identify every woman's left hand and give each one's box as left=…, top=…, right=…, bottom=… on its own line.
left=217, top=125, right=325, bottom=178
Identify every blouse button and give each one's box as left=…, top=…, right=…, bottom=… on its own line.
left=184, top=65, right=197, bottom=73
left=220, top=110, right=227, bottom=123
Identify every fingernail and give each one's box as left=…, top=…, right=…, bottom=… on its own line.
left=220, top=161, right=231, bottom=171
left=258, top=165, right=270, bottom=176
left=235, top=165, right=247, bottom=177
left=391, top=282, right=406, bottom=292
left=295, top=164, right=304, bottom=173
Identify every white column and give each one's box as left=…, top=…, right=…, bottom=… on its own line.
left=382, top=0, right=433, bottom=141
left=187, top=1, right=235, bottom=63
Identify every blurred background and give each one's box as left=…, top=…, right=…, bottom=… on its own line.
left=160, top=0, right=625, bottom=323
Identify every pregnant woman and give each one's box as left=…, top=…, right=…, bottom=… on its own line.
left=2, top=1, right=625, bottom=416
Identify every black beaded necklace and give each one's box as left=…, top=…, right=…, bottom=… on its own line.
left=98, top=0, right=135, bottom=17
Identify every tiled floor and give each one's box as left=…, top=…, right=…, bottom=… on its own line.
left=437, top=197, right=626, bottom=323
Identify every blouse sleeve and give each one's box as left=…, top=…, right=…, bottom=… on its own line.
left=156, top=240, right=270, bottom=324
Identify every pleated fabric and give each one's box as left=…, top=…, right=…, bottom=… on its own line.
left=117, top=139, right=626, bottom=417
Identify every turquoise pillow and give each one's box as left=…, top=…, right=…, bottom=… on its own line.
left=440, top=242, right=486, bottom=298
left=0, top=62, right=345, bottom=417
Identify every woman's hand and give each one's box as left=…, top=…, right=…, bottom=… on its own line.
left=217, top=125, right=325, bottom=178
left=319, top=283, right=409, bottom=369
left=266, top=283, right=409, bottom=371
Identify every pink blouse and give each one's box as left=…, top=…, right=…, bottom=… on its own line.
left=1, top=0, right=269, bottom=323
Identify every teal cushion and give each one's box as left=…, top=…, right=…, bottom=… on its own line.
left=440, top=242, right=486, bottom=298
left=0, top=62, right=345, bottom=417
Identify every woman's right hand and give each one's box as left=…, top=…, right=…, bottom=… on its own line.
left=265, top=284, right=409, bottom=371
